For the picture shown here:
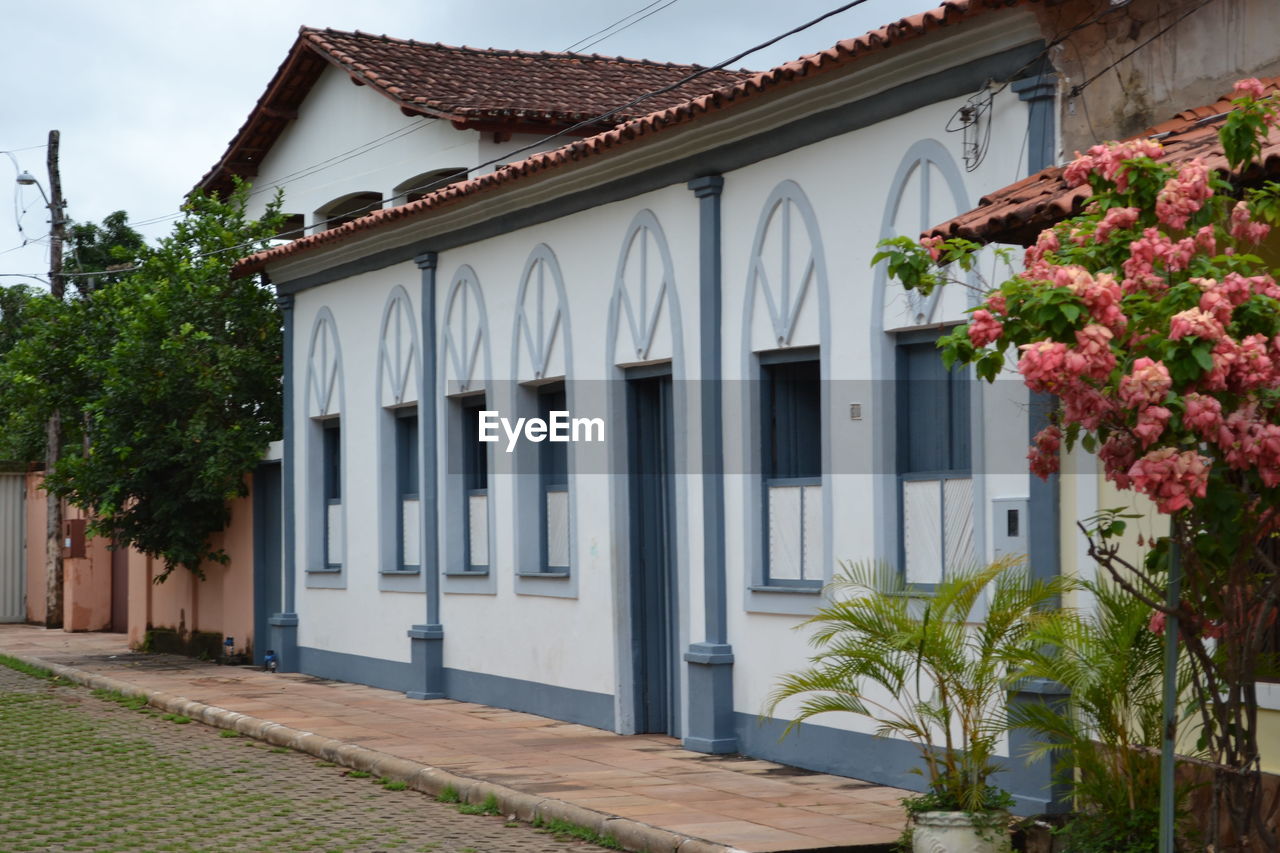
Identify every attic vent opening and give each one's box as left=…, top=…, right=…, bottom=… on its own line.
left=315, top=192, right=383, bottom=231
left=395, top=168, right=467, bottom=204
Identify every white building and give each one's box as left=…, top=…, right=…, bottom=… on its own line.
left=227, top=3, right=1065, bottom=813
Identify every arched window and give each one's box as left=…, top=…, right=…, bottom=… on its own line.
left=394, top=168, right=466, bottom=204
left=510, top=245, right=576, bottom=596
left=742, top=181, right=830, bottom=595
left=609, top=210, right=678, bottom=366
left=441, top=266, right=495, bottom=591
left=873, top=140, right=979, bottom=587
left=376, top=287, right=421, bottom=580
left=315, top=191, right=382, bottom=231
left=305, top=309, right=345, bottom=583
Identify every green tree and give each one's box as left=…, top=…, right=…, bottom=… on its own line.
left=0, top=181, right=284, bottom=579
left=63, top=209, right=149, bottom=294
left=0, top=284, right=35, bottom=360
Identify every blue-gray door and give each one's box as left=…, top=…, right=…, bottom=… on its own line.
left=253, top=461, right=282, bottom=665
left=627, top=372, right=678, bottom=735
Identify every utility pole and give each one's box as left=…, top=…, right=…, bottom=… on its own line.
left=44, top=130, right=65, bottom=628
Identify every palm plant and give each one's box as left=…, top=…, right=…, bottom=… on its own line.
left=1008, top=578, right=1196, bottom=851
left=766, top=557, right=1067, bottom=813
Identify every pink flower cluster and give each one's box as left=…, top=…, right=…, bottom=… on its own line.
left=1093, top=206, right=1140, bottom=243
left=1234, top=78, right=1269, bottom=100
left=967, top=309, right=1003, bottom=347
left=1028, top=425, right=1062, bottom=479
left=1155, top=159, right=1212, bottom=231
left=1122, top=228, right=1198, bottom=292
left=1017, top=341, right=1068, bottom=393
left=1216, top=402, right=1280, bottom=486
left=1199, top=334, right=1280, bottom=393
left=1229, top=201, right=1270, bottom=244
left=1127, top=448, right=1209, bottom=513
left=1062, top=268, right=1126, bottom=331
left=1119, top=358, right=1171, bottom=408
left=1169, top=307, right=1226, bottom=343
left=1063, top=139, right=1164, bottom=190
left=1066, top=324, right=1117, bottom=381
left=920, top=235, right=944, bottom=261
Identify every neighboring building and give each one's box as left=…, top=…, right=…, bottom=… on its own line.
left=229, top=0, right=1065, bottom=812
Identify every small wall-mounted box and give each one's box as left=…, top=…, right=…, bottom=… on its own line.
left=991, top=497, right=1029, bottom=561
left=63, top=518, right=87, bottom=559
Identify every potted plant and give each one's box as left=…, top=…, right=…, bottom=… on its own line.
left=766, top=557, right=1067, bottom=853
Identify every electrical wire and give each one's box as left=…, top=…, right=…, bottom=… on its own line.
left=154, top=0, right=878, bottom=239
left=572, top=0, right=684, bottom=55
left=563, top=0, right=671, bottom=52
left=1068, top=0, right=1215, bottom=98
left=10, top=0, right=878, bottom=269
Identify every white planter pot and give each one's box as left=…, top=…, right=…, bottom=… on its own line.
left=912, top=810, right=1011, bottom=853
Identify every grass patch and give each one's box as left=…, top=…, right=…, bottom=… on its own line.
left=0, top=654, right=55, bottom=680
left=160, top=714, right=190, bottom=725
left=345, top=770, right=372, bottom=779
left=532, top=816, right=621, bottom=849
left=218, top=730, right=241, bottom=738
left=378, top=777, right=408, bottom=791
left=436, top=784, right=460, bottom=803
left=269, top=747, right=289, bottom=754
left=91, top=689, right=148, bottom=712
left=457, top=793, right=501, bottom=816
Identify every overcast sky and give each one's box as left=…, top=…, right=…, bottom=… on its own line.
left=0, top=0, right=926, bottom=287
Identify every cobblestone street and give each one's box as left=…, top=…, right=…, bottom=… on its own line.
left=0, top=662, right=611, bottom=853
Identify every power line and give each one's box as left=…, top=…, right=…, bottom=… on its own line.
left=367, top=0, right=876, bottom=215
left=184, top=0, right=878, bottom=238
left=565, top=0, right=683, bottom=54
left=1068, top=0, right=1214, bottom=98
left=14, top=0, right=875, bottom=259
left=564, top=0, right=669, bottom=52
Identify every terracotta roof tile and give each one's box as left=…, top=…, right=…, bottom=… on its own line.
left=233, top=0, right=1036, bottom=277
left=197, top=27, right=753, bottom=198
left=928, top=79, right=1280, bottom=246
left=301, top=28, right=754, bottom=123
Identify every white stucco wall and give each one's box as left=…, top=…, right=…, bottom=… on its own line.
left=293, top=265, right=426, bottom=663
left=282, top=53, right=1040, bottom=745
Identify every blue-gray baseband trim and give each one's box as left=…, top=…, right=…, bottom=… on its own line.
left=736, top=713, right=1061, bottom=816
left=275, top=42, right=1047, bottom=295
left=293, top=646, right=614, bottom=731
left=444, top=669, right=614, bottom=731
left=297, top=646, right=415, bottom=693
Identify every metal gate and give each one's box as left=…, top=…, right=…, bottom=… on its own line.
left=0, top=473, right=25, bottom=622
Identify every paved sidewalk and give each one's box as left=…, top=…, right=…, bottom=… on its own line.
left=0, top=625, right=905, bottom=853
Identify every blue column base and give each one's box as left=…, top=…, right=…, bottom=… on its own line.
left=683, top=642, right=737, bottom=754
left=406, top=624, right=445, bottom=700
left=999, top=678, right=1073, bottom=815
left=267, top=612, right=299, bottom=674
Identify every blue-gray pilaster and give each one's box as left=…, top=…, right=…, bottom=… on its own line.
left=683, top=174, right=736, bottom=754
left=270, top=293, right=299, bottom=672
left=1014, top=73, right=1069, bottom=815
left=1012, top=72, right=1057, bottom=174
left=408, top=251, right=445, bottom=700
left=999, top=679, right=1073, bottom=814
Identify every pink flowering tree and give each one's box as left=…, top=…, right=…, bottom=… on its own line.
left=876, top=81, right=1280, bottom=850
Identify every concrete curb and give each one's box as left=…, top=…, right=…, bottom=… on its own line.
left=14, top=653, right=747, bottom=853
